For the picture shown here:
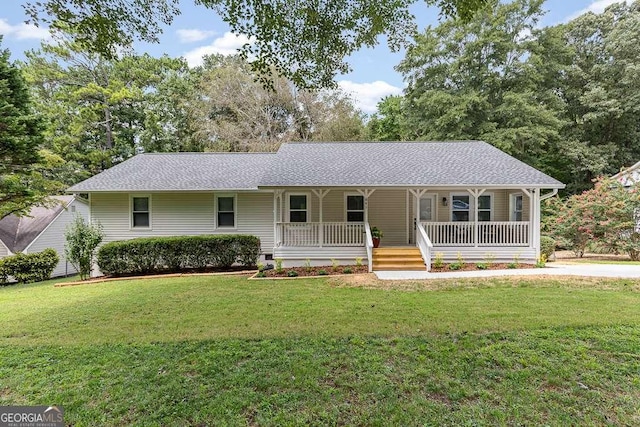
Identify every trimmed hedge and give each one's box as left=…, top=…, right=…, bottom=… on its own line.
left=540, top=235, right=556, bottom=260
left=0, top=249, right=59, bottom=285
left=97, top=235, right=261, bottom=277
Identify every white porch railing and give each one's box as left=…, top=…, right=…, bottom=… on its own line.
left=415, top=222, right=433, bottom=271
left=422, top=221, right=529, bottom=247
left=276, top=222, right=365, bottom=247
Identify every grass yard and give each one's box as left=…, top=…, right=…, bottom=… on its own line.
left=1, top=275, right=639, bottom=425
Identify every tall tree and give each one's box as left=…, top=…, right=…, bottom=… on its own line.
left=397, top=0, right=565, bottom=170
left=188, top=55, right=365, bottom=152
left=367, top=95, right=404, bottom=141
left=24, top=0, right=489, bottom=88
left=23, top=35, right=196, bottom=184
left=0, top=37, right=58, bottom=218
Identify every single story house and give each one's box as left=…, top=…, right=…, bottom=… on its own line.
left=0, top=195, right=90, bottom=277
left=67, top=141, right=564, bottom=272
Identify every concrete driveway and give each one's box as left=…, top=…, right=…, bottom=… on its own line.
left=374, top=262, right=640, bottom=280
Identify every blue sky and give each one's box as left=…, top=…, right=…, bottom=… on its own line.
left=0, top=0, right=623, bottom=113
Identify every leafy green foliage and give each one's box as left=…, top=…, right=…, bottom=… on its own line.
left=549, top=177, right=640, bottom=260
left=64, top=216, right=104, bottom=280
left=367, top=95, right=404, bottom=141
left=287, top=270, right=299, bottom=277
left=0, top=37, right=60, bottom=218
left=540, top=236, right=556, bottom=260
left=0, top=248, right=59, bottom=285
left=476, top=263, right=487, bottom=270
left=23, top=39, right=196, bottom=185
left=342, top=267, right=353, bottom=274
left=97, top=235, right=261, bottom=276
left=389, top=0, right=640, bottom=193
left=25, top=0, right=488, bottom=89
left=189, top=55, right=365, bottom=152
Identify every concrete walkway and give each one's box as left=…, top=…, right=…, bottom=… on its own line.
left=374, top=263, right=640, bottom=280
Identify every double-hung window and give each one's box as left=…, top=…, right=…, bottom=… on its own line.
left=216, top=195, right=236, bottom=228
left=477, top=195, right=492, bottom=221
left=289, top=194, right=308, bottom=223
left=346, top=195, right=364, bottom=222
left=131, top=196, right=151, bottom=228
left=451, top=195, right=470, bottom=222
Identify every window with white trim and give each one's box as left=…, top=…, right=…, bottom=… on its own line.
left=216, top=195, right=236, bottom=228
left=289, top=194, right=308, bottom=223
left=132, top=196, right=150, bottom=228
left=346, top=194, right=364, bottom=222
left=451, top=195, right=470, bottom=222
left=510, top=193, right=523, bottom=221
left=477, top=195, right=492, bottom=221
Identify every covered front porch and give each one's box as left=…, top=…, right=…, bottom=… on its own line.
left=271, top=187, right=547, bottom=271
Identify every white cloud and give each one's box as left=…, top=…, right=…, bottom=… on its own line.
left=338, top=80, right=402, bottom=114
left=183, top=31, right=252, bottom=67
left=0, top=18, right=50, bottom=40
left=176, top=28, right=216, bottom=43
left=566, top=0, right=623, bottom=21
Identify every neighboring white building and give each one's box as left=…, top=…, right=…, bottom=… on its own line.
left=0, top=196, right=90, bottom=277
left=612, top=161, right=640, bottom=188
left=67, top=141, right=565, bottom=272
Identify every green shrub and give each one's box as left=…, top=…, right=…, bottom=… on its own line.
left=448, top=263, right=461, bottom=271
left=287, top=270, right=299, bottom=277
left=433, top=252, right=444, bottom=269
left=65, top=216, right=104, bottom=280
left=343, top=267, right=353, bottom=274
left=97, top=235, right=261, bottom=277
left=0, top=249, right=59, bottom=285
left=476, top=263, right=487, bottom=270
left=275, top=258, right=283, bottom=273
left=507, top=262, right=518, bottom=269
left=255, top=271, right=266, bottom=278
left=540, top=236, right=556, bottom=260
left=318, top=269, right=328, bottom=276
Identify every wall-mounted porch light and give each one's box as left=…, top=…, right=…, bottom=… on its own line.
left=442, top=196, right=448, bottom=206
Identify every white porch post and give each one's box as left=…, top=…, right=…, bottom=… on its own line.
left=312, top=189, right=330, bottom=247
left=467, top=188, right=486, bottom=247
left=533, top=188, right=541, bottom=259
left=357, top=189, right=376, bottom=224
left=273, top=190, right=284, bottom=247
left=522, top=188, right=533, bottom=248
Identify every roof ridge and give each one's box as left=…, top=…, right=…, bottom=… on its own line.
left=140, top=152, right=276, bottom=155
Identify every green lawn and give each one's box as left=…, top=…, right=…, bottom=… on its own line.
left=1, top=275, right=639, bottom=425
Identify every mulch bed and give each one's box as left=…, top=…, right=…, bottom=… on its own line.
left=430, top=263, right=536, bottom=272
left=261, top=265, right=368, bottom=277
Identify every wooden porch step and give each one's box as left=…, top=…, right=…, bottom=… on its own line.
left=372, top=247, right=426, bottom=271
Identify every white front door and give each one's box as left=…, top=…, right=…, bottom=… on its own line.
left=415, top=195, right=436, bottom=243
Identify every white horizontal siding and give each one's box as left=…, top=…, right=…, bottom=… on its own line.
left=91, top=192, right=274, bottom=253
left=274, top=246, right=366, bottom=267
left=431, top=246, right=537, bottom=263
left=0, top=240, right=10, bottom=258
left=26, top=199, right=90, bottom=277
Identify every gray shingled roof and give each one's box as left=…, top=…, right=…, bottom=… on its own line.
left=67, top=141, right=564, bottom=193
left=0, top=195, right=75, bottom=253
left=260, top=141, right=564, bottom=188
left=67, top=153, right=275, bottom=192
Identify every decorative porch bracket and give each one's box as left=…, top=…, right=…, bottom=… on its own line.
left=311, top=189, right=331, bottom=247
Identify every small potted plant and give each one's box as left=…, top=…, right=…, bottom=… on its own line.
left=371, top=226, right=383, bottom=248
